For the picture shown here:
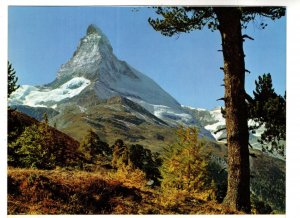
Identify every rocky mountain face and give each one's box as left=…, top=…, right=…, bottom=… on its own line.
left=11, top=25, right=192, bottom=121
left=49, top=24, right=182, bottom=111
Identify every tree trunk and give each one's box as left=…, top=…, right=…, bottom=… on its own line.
left=215, top=8, right=250, bottom=213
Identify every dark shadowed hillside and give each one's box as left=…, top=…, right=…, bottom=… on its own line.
left=8, top=109, right=84, bottom=167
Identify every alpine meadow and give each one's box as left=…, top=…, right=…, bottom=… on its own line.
left=7, top=6, right=286, bottom=215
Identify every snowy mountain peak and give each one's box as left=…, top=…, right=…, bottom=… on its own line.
left=56, top=24, right=113, bottom=80
left=87, top=24, right=101, bottom=35
left=12, top=24, right=193, bottom=131
left=51, top=24, right=182, bottom=110
left=85, top=24, right=112, bottom=49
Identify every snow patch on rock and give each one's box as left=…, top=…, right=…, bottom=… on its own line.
left=9, top=77, right=91, bottom=107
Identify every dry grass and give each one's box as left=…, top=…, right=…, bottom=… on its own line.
left=8, top=167, right=144, bottom=214
left=8, top=167, right=239, bottom=215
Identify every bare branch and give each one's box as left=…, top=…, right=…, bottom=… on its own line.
left=249, top=153, right=257, bottom=158
left=242, top=34, right=254, bottom=40
left=217, top=97, right=226, bottom=102
left=218, top=137, right=227, bottom=141
left=214, top=127, right=226, bottom=134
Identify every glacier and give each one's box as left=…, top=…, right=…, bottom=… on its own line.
left=9, top=77, right=91, bottom=107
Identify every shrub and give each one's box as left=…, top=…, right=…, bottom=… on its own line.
left=111, top=160, right=147, bottom=189
left=251, top=196, right=273, bottom=214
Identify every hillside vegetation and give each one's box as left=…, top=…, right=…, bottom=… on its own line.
left=8, top=109, right=84, bottom=168
left=7, top=110, right=285, bottom=214
left=8, top=167, right=238, bottom=215
left=49, top=96, right=177, bottom=153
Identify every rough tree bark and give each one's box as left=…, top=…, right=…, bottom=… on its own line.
left=215, top=8, right=250, bottom=212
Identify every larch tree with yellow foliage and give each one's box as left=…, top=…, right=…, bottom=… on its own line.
left=160, top=126, right=216, bottom=201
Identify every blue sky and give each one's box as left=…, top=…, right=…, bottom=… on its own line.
left=8, top=7, right=286, bottom=109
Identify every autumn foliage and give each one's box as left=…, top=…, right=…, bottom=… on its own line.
left=159, top=126, right=217, bottom=207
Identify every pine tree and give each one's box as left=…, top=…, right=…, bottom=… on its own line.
left=250, top=74, right=277, bottom=122
left=128, top=144, right=162, bottom=184
left=148, top=7, right=285, bottom=212
left=249, top=73, right=286, bottom=153
left=79, top=129, right=111, bottom=162
left=8, top=61, right=20, bottom=99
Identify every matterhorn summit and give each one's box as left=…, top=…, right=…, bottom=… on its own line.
left=56, top=24, right=113, bottom=81
left=10, top=24, right=193, bottom=124
left=45, top=24, right=180, bottom=111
